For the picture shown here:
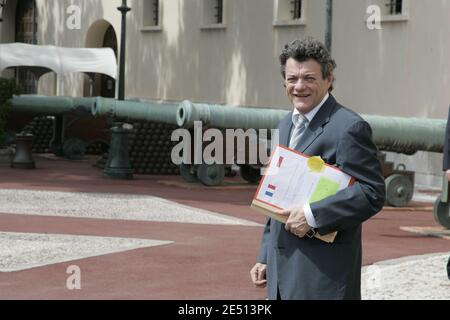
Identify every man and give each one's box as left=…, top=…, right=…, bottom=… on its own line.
left=250, top=38, right=386, bottom=299
left=442, top=107, right=450, bottom=280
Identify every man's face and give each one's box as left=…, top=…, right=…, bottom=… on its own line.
left=284, top=58, right=332, bottom=114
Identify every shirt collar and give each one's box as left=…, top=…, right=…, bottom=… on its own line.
left=292, top=93, right=329, bottom=126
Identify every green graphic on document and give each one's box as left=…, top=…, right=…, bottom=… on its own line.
left=309, top=177, right=340, bottom=204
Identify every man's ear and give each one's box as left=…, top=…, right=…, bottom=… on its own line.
left=327, top=75, right=334, bottom=90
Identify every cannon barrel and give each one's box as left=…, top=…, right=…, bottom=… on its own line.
left=177, top=100, right=287, bottom=130
left=92, top=97, right=179, bottom=125
left=362, top=115, right=445, bottom=154
left=177, top=100, right=446, bottom=155
left=10, top=95, right=95, bottom=115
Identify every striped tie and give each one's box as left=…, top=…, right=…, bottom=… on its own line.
left=289, top=114, right=308, bottom=149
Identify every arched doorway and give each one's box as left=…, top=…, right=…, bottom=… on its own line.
left=101, top=25, right=117, bottom=98
left=15, top=0, right=37, bottom=93
left=84, top=21, right=117, bottom=98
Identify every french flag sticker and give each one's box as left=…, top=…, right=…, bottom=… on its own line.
left=265, top=184, right=276, bottom=197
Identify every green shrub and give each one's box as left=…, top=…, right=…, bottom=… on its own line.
left=0, top=78, right=20, bottom=146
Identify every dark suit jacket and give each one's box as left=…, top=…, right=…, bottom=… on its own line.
left=443, top=108, right=450, bottom=280
left=257, top=95, right=385, bottom=300
left=443, top=108, right=450, bottom=170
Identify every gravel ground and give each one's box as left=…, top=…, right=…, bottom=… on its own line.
left=0, top=232, right=172, bottom=272
left=0, top=189, right=260, bottom=226
left=362, top=252, right=450, bottom=300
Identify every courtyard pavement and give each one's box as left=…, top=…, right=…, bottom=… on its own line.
left=0, top=155, right=448, bottom=300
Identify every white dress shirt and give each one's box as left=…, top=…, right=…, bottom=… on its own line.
left=291, top=93, right=329, bottom=229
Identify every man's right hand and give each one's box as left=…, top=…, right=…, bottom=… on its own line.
left=250, top=263, right=267, bottom=288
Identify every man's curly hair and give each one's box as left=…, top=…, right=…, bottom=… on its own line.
left=279, top=38, right=336, bottom=91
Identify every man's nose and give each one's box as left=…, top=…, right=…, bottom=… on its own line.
left=294, top=78, right=307, bottom=90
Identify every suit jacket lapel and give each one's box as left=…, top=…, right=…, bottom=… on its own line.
left=279, top=113, right=293, bottom=147
left=296, top=95, right=337, bottom=153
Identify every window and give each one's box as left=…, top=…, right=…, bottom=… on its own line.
left=291, top=0, right=302, bottom=19
left=370, top=0, right=408, bottom=21
left=213, top=0, right=223, bottom=24
left=142, top=0, right=162, bottom=31
left=273, top=0, right=306, bottom=27
left=201, top=0, right=226, bottom=29
left=386, top=0, right=402, bottom=15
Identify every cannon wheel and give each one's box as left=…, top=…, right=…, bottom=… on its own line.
left=385, top=174, right=413, bottom=207
left=240, top=165, right=261, bottom=184
left=180, top=164, right=198, bottom=183
left=62, top=138, right=86, bottom=160
left=197, top=164, right=225, bottom=186
left=433, top=197, right=450, bottom=229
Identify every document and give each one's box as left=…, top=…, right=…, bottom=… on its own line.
left=251, top=145, right=354, bottom=243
